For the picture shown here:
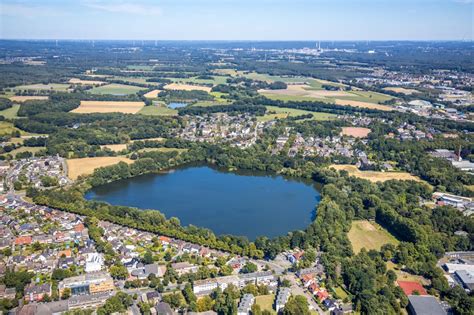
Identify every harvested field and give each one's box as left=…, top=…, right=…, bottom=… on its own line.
left=260, top=84, right=351, bottom=98
left=330, top=164, right=421, bottom=182
left=9, top=96, right=49, bottom=102
left=348, top=220, right=399, bottom=253
left=69, top=78, right=106, bottom=85
left=66, top=156, right=133, bottom=180
left=143, top=89, right=162, bottom=99
left=71, top=101, right=145, bottom=114
left=383, top=87, right=419, bottom=95
left=334, top=99, right=393, bottom=111
left=258, top=106, right=336, bottom=122
left=100, top=144, right=128, bottom=152
left=164, top=83, right=212, bottom=92
left=341, top=127, right=371, bottom=138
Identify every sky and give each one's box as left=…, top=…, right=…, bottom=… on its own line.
left=0, top=0, right=473, bottom=40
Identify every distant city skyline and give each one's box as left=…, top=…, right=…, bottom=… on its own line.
left=1, top=0, right=473, bottom=40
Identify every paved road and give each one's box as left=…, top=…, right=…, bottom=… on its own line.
left=285, top=273, right=326, bottom=315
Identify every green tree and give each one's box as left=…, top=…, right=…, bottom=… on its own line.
left=282, top=295, right=310, bottom=315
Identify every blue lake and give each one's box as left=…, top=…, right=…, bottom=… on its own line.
left=85, top=166, right=320, bottom=240
left=168, top=102, right=188, bottom=109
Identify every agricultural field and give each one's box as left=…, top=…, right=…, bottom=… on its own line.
left=71, top=101, right=145, bottom=114
left=0, top=104, right=20, bottom=119
left=164, top=83, right=212, bottom=92
left=143, top=89, right=162, bottom=99
left=12, top=83, right=71, bottom=92
left=383, top=87, right=419, bottom=95
left=330, top=164, right=422, bottom=182
left=66, top=156, right=133, bottom=180
left=138, top=103, right=178, bottom=116
left=87, top=83, right=146, bottom=95
left=167, top=75, right=228, bottom=86
left=258, top=106, right=336, bottom=122
left=69, top=78, right=107, bottom=85
left=341, top=127, right=371, bottom=138
left=348, top=220, right=399, bottom=253
left=9, top=95, right=49, bottom=102
left=259, top=81, right=394, bottom=111
left=334, top=99, right=393, bottom=111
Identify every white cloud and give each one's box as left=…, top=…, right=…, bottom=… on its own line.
left=0, top=3, right=65, bottom=18
left=82, top=1, right=162, bottom=16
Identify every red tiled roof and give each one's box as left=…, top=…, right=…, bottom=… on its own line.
left=15, top=236, right=32, bottom=245
left=397, top=281, right=428, bottom=296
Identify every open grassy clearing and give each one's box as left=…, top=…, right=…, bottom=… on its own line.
left=109, top=76, right=161, bottom=86
left=332, top=286, right=349, bottom=300
left=341, top=127, right=371, bottom=138
left=0, top=121, right=24, bottom=136
left=0, top=104, right=20, bottom=119
left=9, top=95, right=49, bottom=102
left=71, top=101, right=145, bottom=114
left=5, top=146, right=45, bottom=157
left=100, top=144, right=128, bottom=152
left=87, top=83, right=145, bottom=95
left=137, top=103, right=178, bottom=116
left=386, top=262, right=430, bottom=285
left=66, top=156, right=133, bottom=180
left=13, top=83, right=70, bottom=91
left=348, top=220, right=399, bottom=253
left=330, top=164, right=422, bottom=183
left=255, top=294, right=275, bottom=314
left=164, top=83, right=212, bottom=92
left=383, top=87, right=419, bottom=95
left=258, top=106, right=336, bottom=122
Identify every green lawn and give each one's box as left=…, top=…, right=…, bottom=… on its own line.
left=13, top=83, right=70, bottom=91
left=348, top=220, right=399, bottom=253
left=332, top=286, right=349, bottom=300
left=88, top=83, right=146, bottom=95
left=262, top=93, right=329, bottom=102
left=138, top=103, right=178, bottom=116
left=0, top=104, right=20, bottom=119
left=255, top=295, right=275, bottom=314
left=257, top=106, right=336, bottom=122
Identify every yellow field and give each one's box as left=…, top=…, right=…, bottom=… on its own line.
left=383, top=87, right=419, bottom=95
left=69, top=78, right=106, bottom=85
left=260, top=84, right=351, bottom=99
left=71, top=101, right=145, bottom=114
left=348, top=220, right=399, bottom=253
left=9, top=96, right=49, bottom=102
left=100, top=144, right=128, bottom=152
left=330, top=164, right=421, bottom=182
left=164, top=83, right=212, bottom=92
left=66, top=156, right=133, bottom=180
left=341, top=127, right=371, bottom=138
left=143, top=89, right=162, bottom=99
left=334, top=99, right=392, bottom=111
